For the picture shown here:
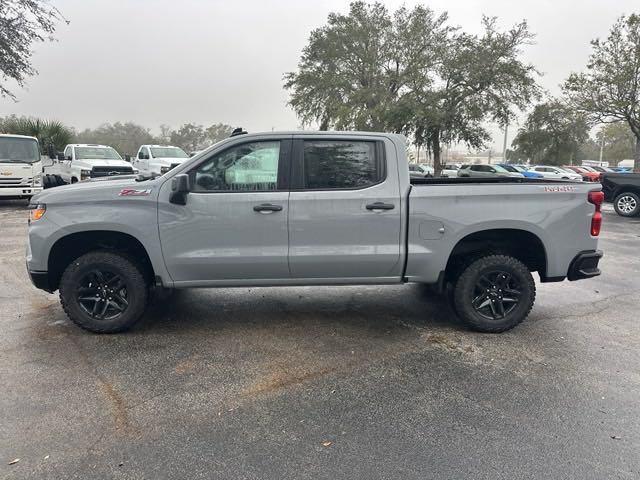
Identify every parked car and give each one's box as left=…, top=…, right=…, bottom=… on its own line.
left=601, top=173, right=640, bottom=216
left=132, top=145, right=190, bottom=177
left=563, top=166, right=600, bottom=182
left=458, top=164, right=524, bottom=178
left=0, top=134, right=43, bottom=200
left=409, top=163, right=434, bottom=178
left=590, top=166, right=615, bottom=174
left=27, top=131, right=603, bottom=334
left=612, top=166, right=632, bottom=173
left=43, top=144, right=135, bottom=187
left=440, top=164, right=460, bottom=177
left=497, top=164, right=543, bottom=179
left=529, top=166, right=583, bottom=181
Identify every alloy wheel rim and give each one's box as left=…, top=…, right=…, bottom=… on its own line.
left=471, top=270, right=522, bottom=320
left=76, top=269, right=129, bottom=320
left=617, top=196, right=637, bottom=214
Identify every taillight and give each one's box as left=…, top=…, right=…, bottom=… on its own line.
left=588, top=191, right=604, bottom=236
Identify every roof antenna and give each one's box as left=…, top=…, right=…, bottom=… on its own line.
left=230, top=127, right=247, bottom=137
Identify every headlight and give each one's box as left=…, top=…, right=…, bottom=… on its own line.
left=28, top=203, right=46, bottom=223
left=80, top=169, right=91, bottom=180
left=33, top=174, right=42, bottom=186
left=160, top=166, right=171, bottom=174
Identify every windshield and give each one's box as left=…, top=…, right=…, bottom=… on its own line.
left=0, top=137, right=40, bottom=164
left=492, top=165, right=510, bottom=173
left=443, top=164, right=459, bottom=170
left=150, top=147, right=188, bottom=159
left=500, top=164, right=517, bottom=172
left=75, top=146, right=122, bottom=160
left=513, top=166, right=527, bottom=173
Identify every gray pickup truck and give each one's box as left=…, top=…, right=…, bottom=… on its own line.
left=26, top=131, right=604, bottom=333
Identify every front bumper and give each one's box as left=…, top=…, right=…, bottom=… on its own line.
left=27, top=269, right=54, bottom=293
left=568, top=250, right=603, bottom=281
left=0, top=186, right=42, bottom=197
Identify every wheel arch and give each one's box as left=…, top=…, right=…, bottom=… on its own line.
left=47, top=230, right=155, bottom=291
left=444, top=228, right=548, bottom=282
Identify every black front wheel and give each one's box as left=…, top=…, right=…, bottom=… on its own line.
left=452, top=255, right=535, bottom=333
left=59, top=251, right=149, bottom=333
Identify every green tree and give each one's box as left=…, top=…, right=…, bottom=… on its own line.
left=169, top=123, right=206, bottom=152
left=596, top=123, right=636, bottom=162
left=510, top=101, right=589, bottom=165
left=1, top=0, right=67, bottom=99
left=74, top=122, right=156, bottom=157
left=284, top=2, right=450, bottom=132
left=205, top=123, right=234, bottom=145
left=285, top=3, right=539, bottom=173
left=564, top=14, right=640, bottom=171
left=0, top=115, right=73, bottom=151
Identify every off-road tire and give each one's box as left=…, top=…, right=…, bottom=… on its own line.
left=452, top=254, right=535, bottom=333
left=59, top=251, right=149, bottom=333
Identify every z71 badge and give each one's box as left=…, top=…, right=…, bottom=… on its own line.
left=118, top=188, right=152, bottom=196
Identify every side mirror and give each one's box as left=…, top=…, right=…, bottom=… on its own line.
left=169, top=174, right=190, bottom=205
left=57, top=153, right=65, bottom=161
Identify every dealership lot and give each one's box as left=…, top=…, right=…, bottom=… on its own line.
left=1, top=200, right=638, bottom=479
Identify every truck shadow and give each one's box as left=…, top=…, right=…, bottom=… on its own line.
left=137, top=283, right=462, bottom=335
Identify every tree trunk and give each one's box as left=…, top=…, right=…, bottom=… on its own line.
left=635, top=136, right=640, bottom=173
left=432, top=129, right=442, bottom=176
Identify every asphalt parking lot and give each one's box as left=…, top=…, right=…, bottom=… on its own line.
left=1, top=200, right=638, bottom=480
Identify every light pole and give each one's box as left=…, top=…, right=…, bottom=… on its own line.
left=502, top=122, right=509, bottom=163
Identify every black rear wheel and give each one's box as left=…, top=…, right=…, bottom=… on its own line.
left=452, top=254, right=535, bottom=333
left=59, top=251, right=148, bottom=333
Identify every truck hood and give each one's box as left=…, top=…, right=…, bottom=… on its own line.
left=31, top=176, right=161, bottom=205
left=74, top=159, right=133, bottom=168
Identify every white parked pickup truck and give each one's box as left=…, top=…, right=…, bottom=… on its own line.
left=132, top=145, right=189, bottom=177
left=0, top=134, right=43, bottom=199
left=43, top=144, right=135, bottom=187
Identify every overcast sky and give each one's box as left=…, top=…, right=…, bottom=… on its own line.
left=2, top=0, right=638, bottom=149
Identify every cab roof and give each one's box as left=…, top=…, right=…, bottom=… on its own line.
left=0, top=133, right=38, bottom=141
left=68, top=144, right=115, bottom=148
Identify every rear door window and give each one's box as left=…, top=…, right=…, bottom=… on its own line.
left=300, top=140, right=383, bottom=189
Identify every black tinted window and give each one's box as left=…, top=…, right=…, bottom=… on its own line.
left=303, top=141, right=382, bottom=189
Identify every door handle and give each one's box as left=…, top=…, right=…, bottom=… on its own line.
left=253, top=203, right=283, bottom=213
left=366, top=202, right=395, bottom=211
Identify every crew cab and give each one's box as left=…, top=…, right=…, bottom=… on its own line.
left=42, top=144, right=135, bottom=187
left=0, top=134, right=43, bottom=199
left=132, top=145, right=189, bottom=177
left=601, top=173, right=640, bottom=216
left=26, top=131, right=603, bottom=334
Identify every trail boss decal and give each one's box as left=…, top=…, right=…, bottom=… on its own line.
left=119, top=188, right=152, bottom=196
left=544, top=185, right=577, bottom=193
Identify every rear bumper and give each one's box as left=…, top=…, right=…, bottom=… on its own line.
left=568, top=250, right=603, bottom=281
left=27, top=269, right=54, bottom=293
